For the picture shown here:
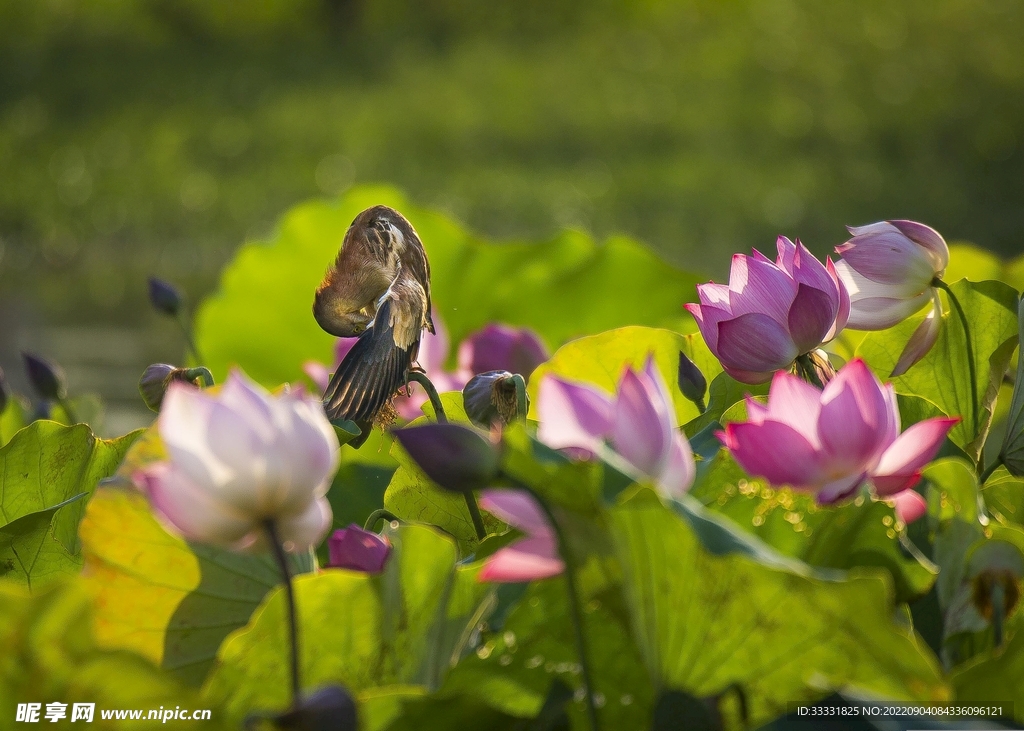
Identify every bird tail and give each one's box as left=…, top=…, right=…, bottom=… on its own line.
left=323, top=298, right=414, bottom=424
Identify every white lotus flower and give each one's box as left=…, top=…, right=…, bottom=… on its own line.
left=134, top=369, right=339, bottom=551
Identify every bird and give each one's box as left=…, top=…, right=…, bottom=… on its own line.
left=313, top=205, right=434, bottom=426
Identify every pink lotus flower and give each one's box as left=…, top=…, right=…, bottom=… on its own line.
left=834, top=220, right=949, bottom=376
left=304, top=315, right=548, bottom=420
left=686, top=237, right=850, bottom=384
left=718, top=359, right=957, bottom=507
left=834, top=220, right=948, bottom=330
left=537, top=356, right=695, bottom=499
left=134, top=370, right=339, bottom=551
left=478, top=489, right=563, bottom=583
left=328, top=524, right=391, bottom=573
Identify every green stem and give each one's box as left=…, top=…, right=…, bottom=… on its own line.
left=183, top=366, right=215, bottom=387
left=463, top=492, right=487, bottom=540
left=979, top=456, right=1003, bottom=486
left=512, top=373, right=529, bottom=420
left=57, top=397, right=78, bottom=425
left=408, top=369, right=486, bottom=538
left=934, top=279, right=979, bottom=432
left=503, top=476, right=600, bottom=731
left=363, top=509, right=400, bottom=532
left=695, top=397, right=707, bottom=414
left=177, top=314, right=204, bottom=365
left=265, top=520, right=301, bottom=709
left=794, top=354, right=824, bottom=389
left=408, top=370, right=447, bottom=423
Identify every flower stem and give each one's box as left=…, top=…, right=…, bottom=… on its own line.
left=177, top=314, right=204, bottom=365
left=408, top=369, right=447, bottom=423
left=504, top=477, right=600, bottom=731
left=265, top=520, right=300, bottom=710
left=794, top=354, right=824, bottom=389
left=57, top=397, right=78, bottom=425
left=979, top=455, right=1003, bottom=486
left=407, top=369, right=487, bottom=538
left=183, top=366, right=215, bottom=387
left=463, top=492, right=487, bottom=540
left=363, top=508, right=400, bottom=531
left=934, top=279, right=979, bottom=432
left=511, top=373, right=529, bottom=419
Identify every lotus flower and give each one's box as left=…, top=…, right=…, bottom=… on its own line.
left=835, top=221, right=950, bottom=376
left=834, top=220, right=948, bottom=330
left=304, top=314, right=548, bottom=421
left=328, top=524, right=391, bottom=573
left=719, top=359, right=957, bottom=506
left=478, top=489, right=563, bottom=583
left=134, top=369, right=339, bottom=551
left=537, top=356, right=695, bottom=499
left=685, top=237, right=849, bottom=384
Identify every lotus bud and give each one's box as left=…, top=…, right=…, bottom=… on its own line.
left=392, top=423, right=501, bottom=493
left=327, top=524, right=391, bottom=573
left=264, top=685, right=358, bottom=731
left=999, top=295, right=1024, bottom=477
left=463, top=370, right=528, bottom=428
left=0, top=366, right=9, bottom=415
left=148, top=276, right=183, bottom=317
left=677, top=351, right=707, bottom=409
left=22, top=352, right=67, bottom=401
left=834, top=220, right=948, bottom=331
left=138, top=363, right=214, bottom=412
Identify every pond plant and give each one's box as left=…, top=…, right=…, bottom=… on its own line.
left=2, top=187, right=1024, bottom=729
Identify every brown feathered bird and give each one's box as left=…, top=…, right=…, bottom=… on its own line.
left=313, top=205, right=434, bottom=424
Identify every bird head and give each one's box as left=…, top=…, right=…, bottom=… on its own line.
left=312, top=205, right=425, bottom=338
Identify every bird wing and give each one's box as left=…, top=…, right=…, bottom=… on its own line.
left=322, top=269, right=429, bottom=424
left=401, top=235, right=434, bottom=334
left=323, top=296, right=412, bottom=423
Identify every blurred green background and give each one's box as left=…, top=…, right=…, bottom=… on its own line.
left=1, top=0, right=1022, bottom=433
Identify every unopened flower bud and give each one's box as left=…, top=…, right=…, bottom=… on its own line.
left=328, top=525, right=391, bottom=573
left=463, top=370, right=528, bottom=428
left=138, top=364, right=214, bottom=412
left=265, top=685, right=358, bottom=731
left=392, top=423, right=501, bottom=493
left=676, top=351, right=707, bottom=406
left=148, top=276, right=183, bottom=317
left=22, top=352, right=67, bottom=401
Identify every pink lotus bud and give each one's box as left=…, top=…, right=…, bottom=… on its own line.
left=834, top=220, right=949, bottom=330
left=719, top=359, right=957, bottom=505
left=686, top=237, right=848, bottom=384
left=133, top=369, right=339, bottom=552
left=328, top=524, right=390, bottom=573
